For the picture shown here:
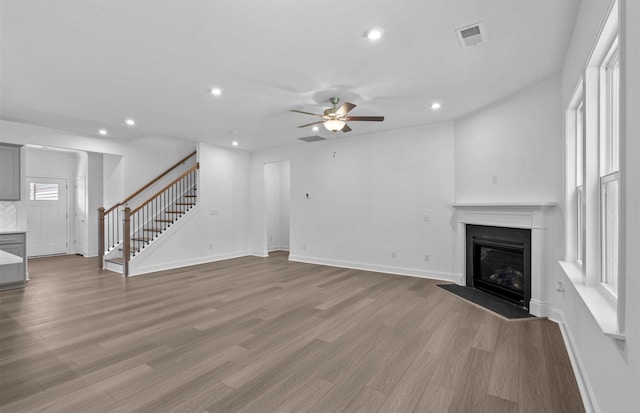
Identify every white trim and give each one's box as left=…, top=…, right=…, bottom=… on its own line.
left=451, top=202, right=557, bottom=207
left=452, top=203, right=555, bottom=317
left=551, top=311, right=599, bottom=413
left=559, top=260, right=624, bottom=340
left=288, top=254, right=454, bottom=282
left=129, top=250, right=251, bottom=277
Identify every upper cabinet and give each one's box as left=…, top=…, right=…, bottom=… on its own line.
left=0, top=143, right=21, bottom=201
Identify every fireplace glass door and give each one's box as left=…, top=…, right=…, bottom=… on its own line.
left=476, top=242, right=525, bottom=300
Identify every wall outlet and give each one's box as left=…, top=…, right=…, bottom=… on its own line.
left=209, top=243, right=213, bottom=250
left=391, top=251, right=396, bottom=258
left=424, top=254, right=430, bottom=262
left=423, top=214, right=430, bottom=222
left=556, top=281, right=564, bottom=292
left=302, top=244, right=307, bottom=250
left=210, top=209, right=219, bottom=215
left=492, top=175, right=498, bottom=184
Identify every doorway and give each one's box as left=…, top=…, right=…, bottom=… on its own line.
left=26, top=177, right=68, bottom=256
left=264, top=161, right=290, bottom=255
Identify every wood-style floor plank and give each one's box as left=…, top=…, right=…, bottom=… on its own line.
left=0, top=252, right=584, bottom=413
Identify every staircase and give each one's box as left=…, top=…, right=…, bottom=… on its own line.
left=98, top=152, right=199, bottom=276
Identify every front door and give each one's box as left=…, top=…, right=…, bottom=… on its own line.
left=27, top=177, right=68, bottom=257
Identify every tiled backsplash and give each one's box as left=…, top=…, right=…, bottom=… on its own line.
left=0, top=201, right=18, bottom=230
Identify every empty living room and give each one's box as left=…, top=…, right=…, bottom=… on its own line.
left=0, top=1, right=638, bottom=412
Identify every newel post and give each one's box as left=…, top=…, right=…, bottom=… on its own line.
left=98, top=207, right=105, bottom=269
left=123, top=207, right=131, bottom=277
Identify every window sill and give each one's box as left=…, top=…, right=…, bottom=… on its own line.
left=558, top=261, right=625, bottom=341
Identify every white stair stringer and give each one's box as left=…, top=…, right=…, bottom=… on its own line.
left=127, top=203, right=203, bottom=276
left=102, top=192, right=198, bottom=276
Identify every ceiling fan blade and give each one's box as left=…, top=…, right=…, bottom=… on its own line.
left=335, top=102, right=356, bottom=117
left=344, top=116, right=384, bottom=122
left=342, top=124, right=352, bottom=132
left=297, top=120, right=325, bottom=128
left=290, top=109, right=324, bottom=117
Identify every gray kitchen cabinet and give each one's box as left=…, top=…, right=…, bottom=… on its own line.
left=0, top=232, right=26, bottom=289
left=0, top=143, right=21, bottom=201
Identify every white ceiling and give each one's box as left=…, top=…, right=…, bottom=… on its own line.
left=0, top=0, right=580, bottom=151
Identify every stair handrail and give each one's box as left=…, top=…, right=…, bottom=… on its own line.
left=130, top=162, right=199, bottom=214
left=106, top=150, right=197, bottom=213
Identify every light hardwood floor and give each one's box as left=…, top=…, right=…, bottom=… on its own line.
left=0, top=252, right=584, bottom=413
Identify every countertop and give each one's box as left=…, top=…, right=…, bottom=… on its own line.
left=0, top=249, right=23, bottom=265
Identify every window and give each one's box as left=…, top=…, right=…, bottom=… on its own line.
left=576, top=100, right=584, bottom=265
left=561, top=0, right=623, bottom=338
left=29, top=182, right=59, bottom=201
left=600, top=37, right=620, bottom=297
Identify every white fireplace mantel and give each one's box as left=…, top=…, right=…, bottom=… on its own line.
left=452, top=202, right=556, bottom=317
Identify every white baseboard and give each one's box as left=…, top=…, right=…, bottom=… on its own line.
left=288, top=254, right=454, bottom=282
left=550, top=309, right=599, bottom=413
left=129, top=250, right=251, bottom=276
left=453, top=272, right=464, bottom=285
left=250, top=250, right=268, bottom=257
left=528, top=299, right=548, bottom=318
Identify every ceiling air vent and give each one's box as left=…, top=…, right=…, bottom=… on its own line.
left=298, top=135, right=327, bottom=143
left=456, top=22, right=486, bottom=48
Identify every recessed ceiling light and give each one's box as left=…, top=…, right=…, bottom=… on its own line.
left=365, top=29, right=383, bottom=40
left=210, top=87, right=222, bottom=96
left=312, top=126, right=319, bottom=132
left=125, top=118, right=136, bottom=126
left=232, top=141, right=239, bottom=147
left=431, top=102, right=441, bottom=110
left=99, top=129, right=108, bottom=135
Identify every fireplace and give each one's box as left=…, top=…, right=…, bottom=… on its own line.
left=466, top=225, right=531, bottom=309
left=453, top=202, right=555, bottom=316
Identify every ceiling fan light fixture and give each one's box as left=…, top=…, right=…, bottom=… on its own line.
left=324, top=119, right=346, bottom=132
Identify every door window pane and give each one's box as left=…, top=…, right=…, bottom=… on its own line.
left=29, top=183, right=59, bottom=201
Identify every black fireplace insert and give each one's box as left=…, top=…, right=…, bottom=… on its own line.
left=466, top=225, right=531, bottom=309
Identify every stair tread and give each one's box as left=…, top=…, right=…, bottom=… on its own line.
left=131, top=237, right=152, bottom=242
left=164, top=210, right=184, bottom=214
left=118, top=248, right=140, bottom=253
left=105, top=257, right=124, bottom=264
left=176, top=203, right=195, bottom=206
left=155, top=219, right=174, bottom=223
left=143, top=228, right=163, bottom=232
left=183, top=195, right=197, bottom=198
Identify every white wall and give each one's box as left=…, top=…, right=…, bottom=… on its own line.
left=86, top=152, right=103, bottom=257
left=250, top=123, right=456, bottom=280
left=103, top=153, right=124, bottom=208
left=265, top=161, right=290, bottom=251
left=454, top=74, right=564, bottom=203
left=128, top=142, right=250, bottom=275
left=280, top=161, right=290, bottom=250
left=557, top=1, right=640, bottom=412
left=454, top=74, right=566, bottom=318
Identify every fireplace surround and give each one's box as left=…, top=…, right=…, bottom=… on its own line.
left=452, top=202, right=555, bottom=317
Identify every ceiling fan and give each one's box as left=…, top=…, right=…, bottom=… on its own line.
left=290, top=97, right=384, bottom=132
